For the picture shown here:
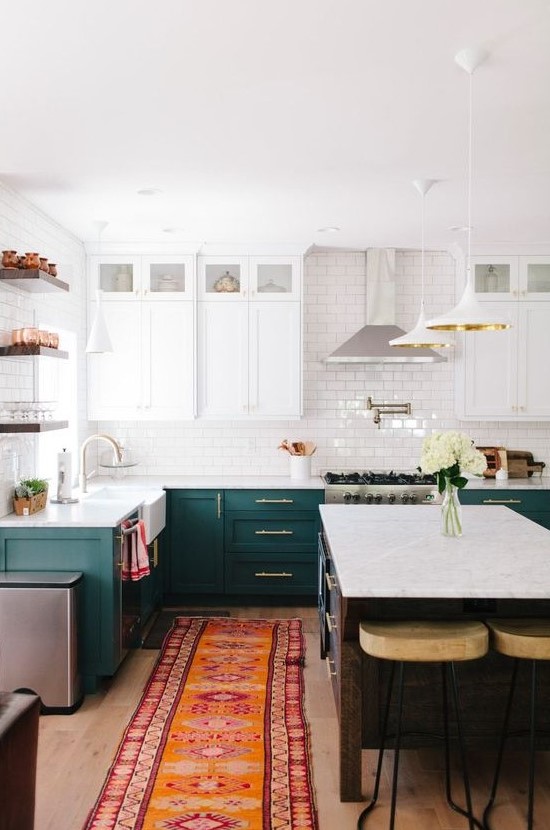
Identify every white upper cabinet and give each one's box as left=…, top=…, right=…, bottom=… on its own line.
left=89, top=254, right=194, bottom=301
left=472, top=255, right=550, bottom=301
left=248, top=256, right=301, bottom=301
left=197, top=255, right=302, bottom=419
left=87, top=251, right=195, bottom=421
left=456, top=300, right=550, bottom=420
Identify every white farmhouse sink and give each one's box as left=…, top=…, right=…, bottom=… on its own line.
left=86, top=486, right=166, bottom=544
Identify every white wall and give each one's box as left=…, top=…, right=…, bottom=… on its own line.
left=0, top=179, right=548, bottom=495
left=0, top=182, right=87, bottom=515
left=96, top=250, right=550, bottom=478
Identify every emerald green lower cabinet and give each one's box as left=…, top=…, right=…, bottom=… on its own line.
left=167, top=490, right=224, bottom=594
left=0, top=526, right=124, bottom=693
left=166, top=488, right=323, bottom=598
left=459, top=488, right=550, bottom=529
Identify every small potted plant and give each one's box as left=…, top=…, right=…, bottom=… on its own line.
left=13, top=478, right=49, bottom=516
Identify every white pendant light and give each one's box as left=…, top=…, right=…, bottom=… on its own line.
left=86, top=289, right=113, bottom=353
left=86, top=221, right=113, bottom=353
left=426, top=48, right=511, bottom=332
left=389, top=179, right=453, bottom=349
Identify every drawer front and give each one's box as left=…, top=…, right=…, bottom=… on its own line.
left=225, top=553, right=317, bottom=595
left=459, top=489, right=550, bottom=512
left=225, top=512, right=319, bottom=552
left=224, top=489, right=323, bottom=512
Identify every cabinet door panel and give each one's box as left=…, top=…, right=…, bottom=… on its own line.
left=87, top=302, right=142, bottom=419
left=144, top=302, right=194, bottom=419
left=457, top=303, right=518, bottom=419
left=249, top=301, right=301, bottom=417
left=518, top=303, right=550, bottom=416
left=198, top=302, right=248, bottom=417
left=168, top=491, right=224, bottom=594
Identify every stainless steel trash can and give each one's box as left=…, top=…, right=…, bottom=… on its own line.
left=0, top=571, right=83, bottom=713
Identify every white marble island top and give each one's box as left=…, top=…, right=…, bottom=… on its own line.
left=320, top=504, right=550, bottom=600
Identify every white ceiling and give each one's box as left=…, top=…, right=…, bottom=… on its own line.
left=1, top=0, right=549, bottom=250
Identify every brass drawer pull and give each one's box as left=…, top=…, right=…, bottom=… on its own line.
left=326, top=612, right=337, bottom=633
left=254, top=571, right=293, bottom=578
left=255, top=529, right=293, bottom=535
left=325, top=573, right=336, bottom=591
left=217, top=492, right=222, bottom=519
left=482, top=498, right=522, bottom=505
left=148, top=538, right=159, bottom=568
left=326, top=656, right=337, bottom=678
left=255, top=498, right=294, bottom=504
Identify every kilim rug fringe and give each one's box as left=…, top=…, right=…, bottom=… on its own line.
left=83, top=617, right=318, bottom=830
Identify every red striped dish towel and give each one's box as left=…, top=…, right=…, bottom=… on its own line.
left=121, top=519, right=150, bottom=581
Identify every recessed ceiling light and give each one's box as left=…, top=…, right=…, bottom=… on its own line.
left=448, top=225, right=472, bottom=232
left=137, top=188, right=162, bottom=197
left=317, top=226, right=340, bottom=233
left=162, top=227, right=185, bottom=234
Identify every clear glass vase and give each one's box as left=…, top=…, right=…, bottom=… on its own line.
left=441, top=480, right=462, bottom=537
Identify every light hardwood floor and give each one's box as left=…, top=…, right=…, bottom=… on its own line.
left=35, top=606, right=550, bottom=829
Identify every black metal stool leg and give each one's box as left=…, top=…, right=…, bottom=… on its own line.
left=448, top=661, right=483, bottom=830
left=483, top=659, right=519, bottom=830
left=357, top=662, right=397, bottom=829
left=527, top=660, right=537, bottom=830
left=388, top=662, right=405, bottom=830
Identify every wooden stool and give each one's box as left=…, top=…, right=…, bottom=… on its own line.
left=357, top=620, right=488, bottom=830
left=483, top=619, right=550, bottom=830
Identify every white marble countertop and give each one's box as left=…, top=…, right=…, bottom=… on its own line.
left=0, top=475, right=323, bottom=529
left=463, top=475, right=550, bottom=490
left=320, top=503, right=550, bottom=599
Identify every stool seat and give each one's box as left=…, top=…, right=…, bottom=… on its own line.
left=486, top=618, right=550, bottom=660
left=359, top=620, right=488, bottom=663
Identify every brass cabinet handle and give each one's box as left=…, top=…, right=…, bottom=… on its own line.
left=254, top=571, right=293, bottom=578
left=325, top=573, right=336, bottom=591
left=255, top=498, right=294, bottom=504
left=255, top=529, right=293, bottom=535
left=326, top=656, right=337, bottom=678
left=326, top=612, right=337, bottom=633
left=217, top=492, right=222, bottom=519
left=482, top=498, right=522, bottom=504
left=149, top=538, right=159, bottom=568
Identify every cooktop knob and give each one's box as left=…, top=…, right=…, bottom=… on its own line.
left=365, top=493, right=374, bottom=504
left=343, top=491, right=352, bottom=503
left=374, top=493, right=383, bottom=504
left=409, top=493, right=417, bottom=504
left=388, top=493, right=396, bottom=504
left=401, top=493, right=409, bottom=503
left=352, top=492, right=361, bottom=503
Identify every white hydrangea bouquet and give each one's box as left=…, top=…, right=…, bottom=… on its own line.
left=420, top=431, right=486, bottom=536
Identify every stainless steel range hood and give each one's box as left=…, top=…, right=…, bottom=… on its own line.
left=325, top=249, right=446, bottom=364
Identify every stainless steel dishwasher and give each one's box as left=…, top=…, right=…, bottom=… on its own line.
left=0, top=571, right=83, bottom=713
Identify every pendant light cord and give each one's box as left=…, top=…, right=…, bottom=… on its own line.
left=466, top=69, right=474, bottom=288
left=420, top=189, right=425, bottom=310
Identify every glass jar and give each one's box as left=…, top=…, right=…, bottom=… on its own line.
left=21, top=327, right=39, bottom=346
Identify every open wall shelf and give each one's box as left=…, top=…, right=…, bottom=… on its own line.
left=0, top=345, right=68, bottom=359
left=0, top=420, right=69, bottom=433
left=0, top=269, right=69, bottom=293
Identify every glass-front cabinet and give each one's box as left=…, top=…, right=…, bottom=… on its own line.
left=473, top=255, right=550, bottom=300
left=90, top=255, right=194, bottom=301
left=197, top=255, right=301, bottom=300
left=198, top=256, right=249, bottom=300
left=249, top=256, right=301, bottom=300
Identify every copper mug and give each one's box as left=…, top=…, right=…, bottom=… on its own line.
left=11, top=329, right=24, bottom=345
left=38, top=330, right=50, bottom=347
left=48, top=332, right=59, bottom=349
left=21, top=327, right=39, bottom=345
left=2, top=250, right=19, bottom=269
left=48, top=263, right=57, bottom=277
left=23, top=252, right=40, bottom=269
left=39, top=257, right=49, bottom=273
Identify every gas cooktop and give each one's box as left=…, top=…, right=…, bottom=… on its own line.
left=323, top=471, right=437, bottom=486
left=323, top=470, right=438, bottom=505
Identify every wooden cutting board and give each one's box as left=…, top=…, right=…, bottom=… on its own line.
left=506, top=450, right=545, bottom=478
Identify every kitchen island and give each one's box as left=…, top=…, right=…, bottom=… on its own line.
left=319, top=503, right=550, bottom=801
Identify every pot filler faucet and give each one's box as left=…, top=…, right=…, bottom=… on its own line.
left=79, top=433, right=123, bottom=493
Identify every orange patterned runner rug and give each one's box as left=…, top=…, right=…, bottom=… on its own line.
left=84, top=617, right=318, bottom=830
